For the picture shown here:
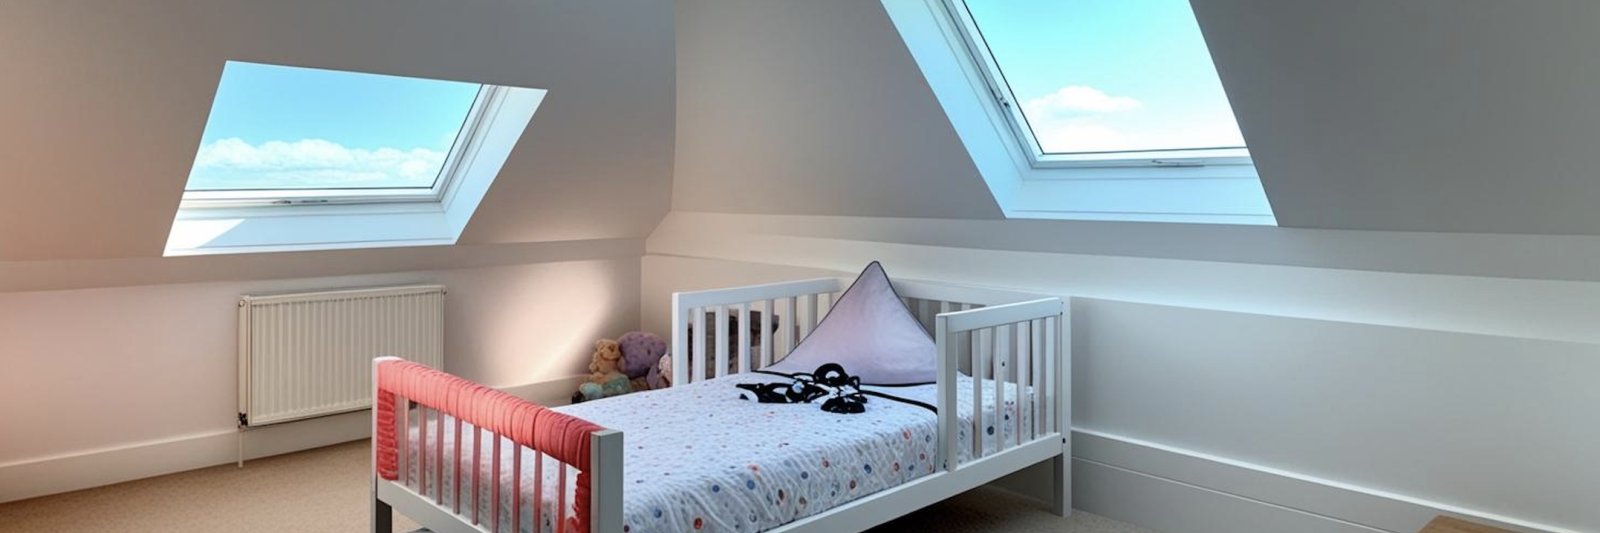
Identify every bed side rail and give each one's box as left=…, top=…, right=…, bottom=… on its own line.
left=370, top=357, right=624, bottom=533
left=933, top=297, right=1066, bottom=473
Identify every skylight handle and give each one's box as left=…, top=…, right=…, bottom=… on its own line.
left=1151, top=158, right=1207, bottom=167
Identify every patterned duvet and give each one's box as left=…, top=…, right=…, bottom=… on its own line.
left=407, top=373, right=1033, bottom=533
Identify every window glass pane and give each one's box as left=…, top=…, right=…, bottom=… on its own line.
left=185, top=62, right=481, bottom=191
left=962, top=0, right=1246, bottom=155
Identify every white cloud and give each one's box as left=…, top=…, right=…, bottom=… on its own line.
left=1023, top=85, right=1143, bottom=118
left=190, top=138, right=446, bottom=188
left=1016, top=86, right=1147, bottom=153
left=1028, top=120, right=1134, bottom=153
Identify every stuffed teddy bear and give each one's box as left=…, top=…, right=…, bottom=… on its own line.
left=588, top=338, right=624, bottom=381
left=617, top=331, right=667, bottom=392
left=575, top=339, right=631, bottom=403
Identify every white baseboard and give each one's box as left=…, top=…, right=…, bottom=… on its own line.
left=0, top=374, right=588, bottom=504
left=1070, top=429, right=1576, bottom=533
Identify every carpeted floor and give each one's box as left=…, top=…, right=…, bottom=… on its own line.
left=0, top=441, right=1157, bottom=533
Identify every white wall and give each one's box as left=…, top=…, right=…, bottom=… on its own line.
left=672, top=0, right=998, bottom=219
left=1194, top=0, right=1600, bottom=234
left=642, top=215, right=1600, bottom=533
left=658, top=0, right=1600, bottom=530
left=662, top=1, right=1600, bottom=529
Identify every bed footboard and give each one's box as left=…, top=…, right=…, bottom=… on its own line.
left=932, top=298, right=1066, bottom=470
left=371, top=357, right=623, bottom=533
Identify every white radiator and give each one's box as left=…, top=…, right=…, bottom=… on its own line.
left=238, top=285, right=445, bottom=427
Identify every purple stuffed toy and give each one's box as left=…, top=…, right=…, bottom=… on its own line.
left=617, top=331, right=667, bottom=391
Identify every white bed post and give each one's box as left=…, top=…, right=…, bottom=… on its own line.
left=590, top=429, right=624, bottom=533
left=671, top=293, right=688, bottom=388
left=372, top=357, right=395, bottom=533
left=1054, top=300, right=1073, bottom=517
left=935, top=314, right=959, bottom=473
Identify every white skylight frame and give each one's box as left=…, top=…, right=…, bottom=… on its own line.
left=166, top=78, right=546, bottom=256
left=179, top=85, right=500, bottom=208
left=880, top=0, right=1275, bottom=224
left=937, top=0, right=1253, bottom=173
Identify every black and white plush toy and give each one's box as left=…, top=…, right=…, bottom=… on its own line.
left=737, top=363, right=868, bottom=414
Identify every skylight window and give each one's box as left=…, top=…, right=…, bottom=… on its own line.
left=184, top=62, right=488, bottom=204
left=166, top=61, right=547, bottom=255
left=958, top=0, right=1247, bottom=162
left=881, top=0, right=1275, bottom=224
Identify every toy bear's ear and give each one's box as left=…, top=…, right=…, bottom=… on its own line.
left=596, top=339, right=608, bottom=350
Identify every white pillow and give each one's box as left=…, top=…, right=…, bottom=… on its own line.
left=763, top=262, right=936, bottom=385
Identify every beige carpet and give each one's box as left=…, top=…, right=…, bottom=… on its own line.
left=0, top=441, right=1157, bottom=533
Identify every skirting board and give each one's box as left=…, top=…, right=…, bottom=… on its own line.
left=0, top=374, right=587, bottom=504
left=1069, top=429, right=1577, bottom=533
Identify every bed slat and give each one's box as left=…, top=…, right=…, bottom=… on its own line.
left=533, top=451, right=544, bottom=533
left=781, top=298, right=796, bottom=357
left=737, top=303, right=751, bottom=374
left=513, top=446, right=522, bottom=533
left=714, top=305, right=730, bottom=379
left=1011, top=323, right=1024, bottom=444
left=1044, top=316, right=1056, bottom=435
left=400, top=398, right=410, bottom=489
left=971, top=327, right=985, bottom=459
left=435, top=408, right=444, bottom=504
left=985, top=323, right=998, bottom=451
left=761, top=299, right=775, bottom=368
left=558, top=464, right=569, bottom=533
left=1030, top=320, right=1043, bottom=439
left=692, top=307, right=706, bottom=384
left=453, top=418, right=462, bottom=514
left=419, top=406, right=428, bottom=493
left=492, top=436, right=501, bottom=533
left=473, top=426, right=482, bottom=525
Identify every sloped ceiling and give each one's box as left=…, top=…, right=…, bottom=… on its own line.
left=675, top=0, right=1600, bottom=235
left=673, top=0, right=1003, bottom=219
left=1196, top=0, right=1600, bottom=234
left=0, top=0, right=674, bottom=261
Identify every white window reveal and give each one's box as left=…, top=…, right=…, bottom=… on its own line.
left=882, top=0, right=1276, bottom=225
left=165, top=61, right=547, bottom=256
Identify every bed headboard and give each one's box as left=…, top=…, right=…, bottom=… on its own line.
left=669, top=275, right=1051, bottom=385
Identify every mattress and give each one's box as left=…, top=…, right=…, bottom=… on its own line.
left=403, top=373, right=1035, bottom=533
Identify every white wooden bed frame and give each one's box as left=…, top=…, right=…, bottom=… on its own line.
left=373, top=275, right=1070, bottom=533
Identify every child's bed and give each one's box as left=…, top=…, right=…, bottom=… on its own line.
left=371, top=269, right=1070, bottom=533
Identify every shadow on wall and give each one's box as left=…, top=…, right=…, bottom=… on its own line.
left=444, top=258, right=636, bottom=388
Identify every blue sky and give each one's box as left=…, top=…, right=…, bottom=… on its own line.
left=186, top=62, right=481, bottom=191
left=963, top=0, right=1246, bottom=154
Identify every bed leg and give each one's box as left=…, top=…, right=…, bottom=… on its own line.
left=373, top=494, right=393, bottom=533
left=1051, top=452, right=1072, bottom=517
left=988, top=449, right=1072, bottom=516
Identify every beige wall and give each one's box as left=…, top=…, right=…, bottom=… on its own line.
left=0, top=253, right=642, bottom=502
left=0, top=0, right=675, bottom=501
left=0, top=0, right=675, bottom=261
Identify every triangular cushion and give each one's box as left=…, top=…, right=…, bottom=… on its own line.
left=764, top=262, right=935, bottom=385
